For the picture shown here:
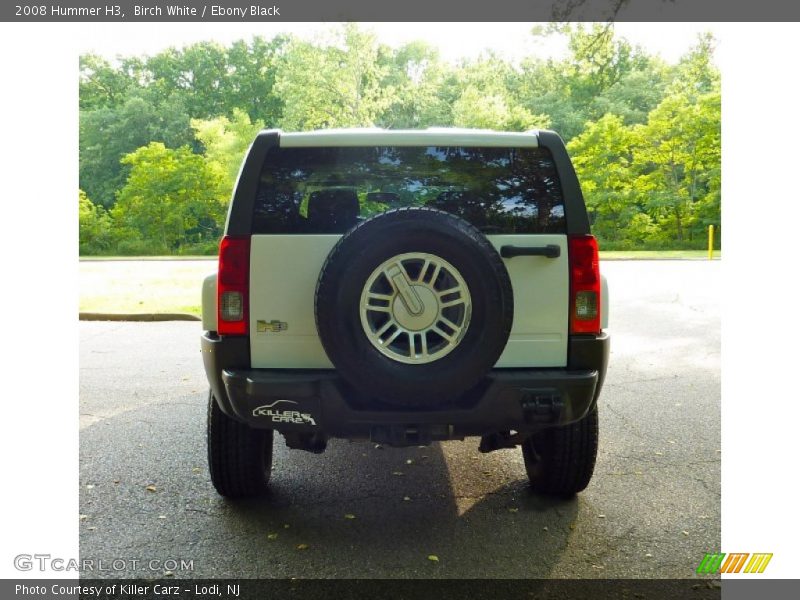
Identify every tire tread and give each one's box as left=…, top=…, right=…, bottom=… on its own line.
left=523, top=407, right=599, bottom=497
left=207, top=392, right=273, bottom=498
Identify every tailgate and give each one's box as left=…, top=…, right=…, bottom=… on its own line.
left=248, top=234, right=568, bottom=369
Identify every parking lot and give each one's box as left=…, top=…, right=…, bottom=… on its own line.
left=79, top=260, right=720, bottom=578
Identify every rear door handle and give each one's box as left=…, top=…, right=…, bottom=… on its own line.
left=500, top=244, right=561, bottom=259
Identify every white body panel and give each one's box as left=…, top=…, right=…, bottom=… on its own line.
left=248, top=234, right=569, bottom=369
left=202, top=273, right=217, bottom=331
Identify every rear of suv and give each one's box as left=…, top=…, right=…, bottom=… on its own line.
left=201, top=128, right=609, bottom=499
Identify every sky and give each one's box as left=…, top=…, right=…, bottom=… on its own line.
left=76, top=22, right=718, bottom=64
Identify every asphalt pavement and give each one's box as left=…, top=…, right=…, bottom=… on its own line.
left=79, top=260, right=720, bottom=578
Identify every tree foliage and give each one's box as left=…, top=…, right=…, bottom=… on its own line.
left=275, top=25, right=392, bottom=129
left=79, top=189, right=113, bottom=252
left=192, top=108, right=265, bottom=191
left=78, top=25, right=721, bottom=254
left=113, top=143, right=227, bottom=251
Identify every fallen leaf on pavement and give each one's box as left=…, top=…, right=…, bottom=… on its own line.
left=145, top=485, right=157, bottom=492
left=428, top=555, right=439, bottom=562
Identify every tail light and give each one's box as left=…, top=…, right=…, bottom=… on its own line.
left=217, top=235, right=250, bottom=335
left=568, top=235, right=601, bottom=334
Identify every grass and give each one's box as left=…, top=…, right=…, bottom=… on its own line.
left=80, top=260, right=213, bottom=316
left=79, top=251, right=720, bottom=316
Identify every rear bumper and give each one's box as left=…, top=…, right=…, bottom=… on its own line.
left=202, top=331, right=609, bottom=442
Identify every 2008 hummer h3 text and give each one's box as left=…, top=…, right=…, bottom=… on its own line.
left=201, top=128, right=609, bottom=499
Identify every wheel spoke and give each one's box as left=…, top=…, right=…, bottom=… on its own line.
left=365, top=304, right=391, bottom=313
left=408, top=332, right=416, bottom=357
left=420, top=333, right=429, bottom=356
left=440, top=296, right=466, bottom=308
left=383, top=327, right=403, bottom=346
left=439, top=315, right=461, bottom=333
left=428, top=263, right=442, bottom=286
left=417, top=259, right=431, bottom=283
left=432, top=325, right=456, bottom=343
left=367, top=291, right=393, bottom=303
left=374, top=319, right=395, bottom=337
left=438, top=284, right=464, bottom=298
left=397, top=260, right=414, bottom=283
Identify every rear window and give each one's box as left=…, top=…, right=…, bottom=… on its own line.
left=252, top=146, right=565, bottom=235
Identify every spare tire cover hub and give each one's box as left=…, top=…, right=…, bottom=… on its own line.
left=359, top=252, right=471, bottom=364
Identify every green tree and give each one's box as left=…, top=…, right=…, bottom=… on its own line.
left=567, top=113, right=637, bottom=242
left=516, top=25, right=670, bottom=140
left=275, top=24, right=392, bottom=129
left=113, top=143, right=227, bottom=251
left=145, top=42, right=231, bottom=119
left=78, top=189, right=113, bottom=251
left=377, top=41, right=454, bottom=128
left=192, top=108, right=265, bottom=191
left=80, top=93, right=193, bottom=207
left=77, top=27, right=721, bottom=253
left=671, top=33, right=720, bottom=97
left=452, top=86, right=550, bottom=131
left=79, top=54, right=138, bottom=110
left=631, top=88, right=720, bottom=242
left=564, top=24, right=645, bottom=103
left=225, top=36, right=289, bottom=124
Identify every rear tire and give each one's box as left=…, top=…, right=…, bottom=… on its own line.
left=522, top=406, right=599, bottom=497
left=207, top=391, right=273, bottom=498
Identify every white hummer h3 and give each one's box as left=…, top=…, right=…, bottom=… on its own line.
left=201, top=128, right=609, bottom=498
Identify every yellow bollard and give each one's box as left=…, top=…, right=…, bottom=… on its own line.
left=708, top=224, right=715, bottom=260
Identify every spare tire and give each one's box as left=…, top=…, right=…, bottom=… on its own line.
left=315, top=207, right=513, bottom=407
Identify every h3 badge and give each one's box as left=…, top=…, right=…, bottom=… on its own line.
left=257, top=319, right=288, bottom=333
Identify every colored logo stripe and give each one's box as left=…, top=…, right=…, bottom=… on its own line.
left=744, top=553, right=773, bottom=574
left=697, top=552, right=773, bottom=574
left=697, top=553, right=725, bottom=574
left=720, top=553, right=749, bottom=573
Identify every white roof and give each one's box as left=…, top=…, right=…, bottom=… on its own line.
left=278, top=128, right=540, bottom=148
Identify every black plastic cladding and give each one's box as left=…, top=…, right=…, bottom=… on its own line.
left=536, top=130, right=591, bottom=235
left=225, top=129, right=280, bottom=236
left=224, top=129, right=591, bottom=237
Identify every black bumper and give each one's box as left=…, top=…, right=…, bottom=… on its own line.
left=202, top=332, right=609, bottom=442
